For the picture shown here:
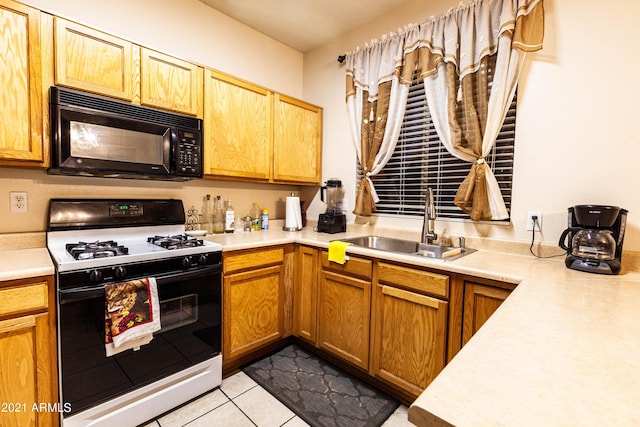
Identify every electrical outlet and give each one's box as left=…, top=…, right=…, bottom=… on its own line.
left=526, top=210, right=542, bottom=231
left=10, top=192, right=28, bottom=213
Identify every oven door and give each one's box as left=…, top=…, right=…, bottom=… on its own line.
left=57, top=265, right=221, bottom=417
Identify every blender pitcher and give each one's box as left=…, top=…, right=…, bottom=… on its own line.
left=320, top=179, right=343, bottom=214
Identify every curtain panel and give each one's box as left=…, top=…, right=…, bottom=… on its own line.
left=345, top=0, right=544, bottom=220
left=345, top=35, right=411, bottom=216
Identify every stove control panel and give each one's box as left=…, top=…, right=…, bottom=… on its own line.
left=109, top=203, right=143, bottom=217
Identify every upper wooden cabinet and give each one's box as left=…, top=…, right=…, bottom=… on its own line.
left=141, top=48, right=203, bottom=116
left=54, top=18, right=139, bottom=102
left=204, top=69, right=273, bottom=180
left=273, top=94, right=322, bottom=184
left=0, top=0, right=47, bottom=166
left=53, top=18, right=203, bottom=117
left=204, top=69, right=323, bottom=185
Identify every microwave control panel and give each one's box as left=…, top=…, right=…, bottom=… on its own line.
left=176, top=130, right=202, bottom=177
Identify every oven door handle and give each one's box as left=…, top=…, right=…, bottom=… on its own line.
left=58, top=264, right=221, bottom=304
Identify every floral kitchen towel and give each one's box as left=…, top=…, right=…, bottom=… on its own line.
left=105, top=277, right=160, bottom=356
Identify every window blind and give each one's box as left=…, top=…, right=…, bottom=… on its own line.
left=359, top=72, right=516, bottom=221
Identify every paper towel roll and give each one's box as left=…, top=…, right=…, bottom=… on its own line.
left=284, top=195, right=302, bottom=231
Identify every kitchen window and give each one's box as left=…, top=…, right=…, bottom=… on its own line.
left=358, top=71, right=516, bottom=221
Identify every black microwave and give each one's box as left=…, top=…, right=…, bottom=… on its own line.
left=49, top=86, right=203, bottom=181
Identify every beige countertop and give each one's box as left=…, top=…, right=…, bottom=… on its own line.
left=0, top=247, right=55, bottom=281
left=207, top=227, right=640, bottom=426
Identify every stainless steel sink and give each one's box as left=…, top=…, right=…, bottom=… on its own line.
left=337, top=235, right=476, bottom=261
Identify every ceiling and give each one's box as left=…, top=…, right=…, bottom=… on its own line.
left=197, top=0, right=412, bottom=52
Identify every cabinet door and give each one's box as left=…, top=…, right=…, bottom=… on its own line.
left=204, top=69, right=272, bottom=180
left=462, top=281, right=512, bottom=346
left=141, top=48, right=203, bottom=117
left=223, top=265, right=284, bottom=361
left=293, top=246, right=318, bottom=344
left=273, top=94, right=322, bottom=185
left=318, top=270, right=371, bottom=369
left=0, top=313, right=55, bottom=427
left=0, top=0, right=45, bottom=164
left=54, top=18, right=139, bottom=101
left=370, top=284, right=447, bottom=399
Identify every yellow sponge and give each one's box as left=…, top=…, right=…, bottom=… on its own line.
left=328, top=241, right=352, bottom=264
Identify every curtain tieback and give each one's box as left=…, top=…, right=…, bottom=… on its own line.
left=363, top=173, right=380, bottom=204
left=476, top=157, right=485, bottom=164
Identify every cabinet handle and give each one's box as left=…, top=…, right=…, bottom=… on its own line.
left=381, top=285, right=444, bottom=309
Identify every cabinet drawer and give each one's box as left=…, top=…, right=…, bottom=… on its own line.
left=321, top=251, right=372, bottom=280
left=377, top=262, right=449, bottom=299
left=0, top=282, right=48, bottom=317
left=224, top=247, right=284, bottom=274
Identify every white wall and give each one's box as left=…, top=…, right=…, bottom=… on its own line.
left=303, top=0, right=640, bottom=250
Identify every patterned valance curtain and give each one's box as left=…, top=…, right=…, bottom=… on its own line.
left=345, top=0, right=544, bottom=219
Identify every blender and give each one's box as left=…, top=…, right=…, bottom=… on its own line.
left=558, top=205, right=628, bottom=274
left=317, top=179, right=346, bottom=234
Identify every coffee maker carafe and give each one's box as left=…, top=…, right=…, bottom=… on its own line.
left=317, top=179, right=346, bottom=234
left=558, top=205, right=628, bottom=274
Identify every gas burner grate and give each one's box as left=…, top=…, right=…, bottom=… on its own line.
left=66, top=240, right=129, bottom=260
left=147, top=234, right=204, bottom=250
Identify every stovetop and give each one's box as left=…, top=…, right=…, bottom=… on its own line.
left=48, top=225, right=222, bottom=272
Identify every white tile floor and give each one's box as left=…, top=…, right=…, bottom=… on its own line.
left=141, top=371, right=413, bottom=427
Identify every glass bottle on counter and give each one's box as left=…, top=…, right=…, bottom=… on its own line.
left=212, top=195, right=225, bottom=234
left=201, top=195, right=213, bottom=233
left=250, top=202, right=262, bottom=231
left=224, top=199, right=235, bottom=233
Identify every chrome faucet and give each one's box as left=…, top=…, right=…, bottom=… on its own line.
left=421, top=187, right=437, bottom=244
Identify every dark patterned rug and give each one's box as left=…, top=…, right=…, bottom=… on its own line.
left=243, top=344, right=400, bottom=427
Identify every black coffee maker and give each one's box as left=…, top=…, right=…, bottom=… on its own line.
left=558, top=205, right=628, bottom=275
left=317, top=179, right=346, bottom=234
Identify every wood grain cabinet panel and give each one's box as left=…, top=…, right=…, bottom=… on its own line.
left=318, top=269, right=371, bottom=370
left=462, top=281, right=513, bottom=346
left=370, top=284, right=447, bottom=400
left=223, top=248, right=286, bottom=366
left=273, top=94, right=322, bottom=185
left=141, top=48, right=203, bottom=116
left=293, top=245, right=319, bottom=344
left=0, top=0, right=46, bottom=165
left=0, top=276, right=57, bottom=427
left=54, top=17, right=139, bottom=102
left=204, top=69, right=272, bottom=180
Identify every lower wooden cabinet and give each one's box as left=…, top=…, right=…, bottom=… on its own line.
left=0, top=276, right=57, bottom=427
left=293, top=245, right=319, bottom=344
left=223, top=247, right=285, bottom=366
left=317, top=252, right=372, bottom=370
left=462, top=280, right=514, bottom=346
left=371, top=263, right=449, bottom=400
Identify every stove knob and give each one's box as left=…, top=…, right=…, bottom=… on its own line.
left=182, top=256, right=192, bottom=267
left=198, top=254, right=208, bottom=265
left=114, top=266, right=127, bottom=278
left=89, top=270, right=103, bottom=282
